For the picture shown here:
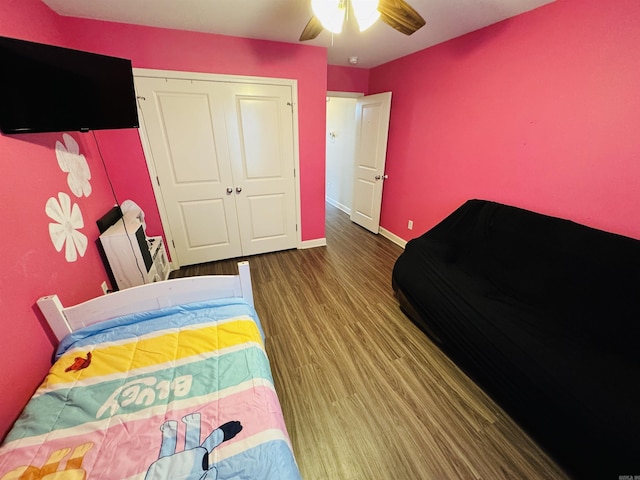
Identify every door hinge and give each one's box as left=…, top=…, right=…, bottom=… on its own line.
left=156, top=176, right=160, bottom=187
left=295, top=224, right=298, bottom=232
left=172, top=239, right=176, bottom=249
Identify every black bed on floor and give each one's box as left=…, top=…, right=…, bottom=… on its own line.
left=392, top=199, right=640, bottom=478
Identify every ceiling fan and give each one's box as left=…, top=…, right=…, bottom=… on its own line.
left=299, top=0, right=426, bottom=41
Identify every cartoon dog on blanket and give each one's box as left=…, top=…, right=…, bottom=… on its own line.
left=145, top=413, right=242, bottom=480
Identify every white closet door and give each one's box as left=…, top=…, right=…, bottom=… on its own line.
left=135, top=77, right=242, bottom=265
left=350, top=92, right=392, bottom=233
left=222, top=83, right=298, bottom=256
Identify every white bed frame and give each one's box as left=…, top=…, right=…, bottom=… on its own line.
left=37, top=261, right=254, bottom=343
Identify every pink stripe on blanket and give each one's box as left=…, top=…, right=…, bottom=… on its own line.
left=0, top=385, right=287, bottom=479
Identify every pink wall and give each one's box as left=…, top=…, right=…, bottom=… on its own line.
left=0, top=1, right=327, bottom=440
left=370, top=0, right=640, bottom=242
left=327, top=65, right=370, bottom=94
left=0, top=0, right=64, bottom=43
left=0, top=130, right=121, bottom=439
left=0, top=0, right=126, bottom=439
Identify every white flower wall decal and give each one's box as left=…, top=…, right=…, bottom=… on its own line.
left=56, top=133, right=92, bottom=197
left=46, top=192, right=88, bottom=262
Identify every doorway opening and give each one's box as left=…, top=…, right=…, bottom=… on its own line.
left=325, top=90, right=392, bottom=235
left=325, top=92, right=361, bottom=216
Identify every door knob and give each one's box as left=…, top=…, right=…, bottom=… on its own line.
left=236, top=186, right=242, bottom=194
left=375, top=174, right=388, bottom=181
left=226, top=187, right=233, bottom=195
left=375, top=175, right=381, bottom=180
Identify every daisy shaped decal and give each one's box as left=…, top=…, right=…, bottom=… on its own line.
left=46, top=192, right=88, bottom=262
left=56, top=133, right=92, bottom=197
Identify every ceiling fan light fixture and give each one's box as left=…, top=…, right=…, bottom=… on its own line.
left=351, top=0, right=380, bottom=32
left=311, top=0, right=347, bottom=34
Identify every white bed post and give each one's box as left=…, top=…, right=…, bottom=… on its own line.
left=238, top=261, right=254, bottom=308
left=37, top=295, right=72, bottom=342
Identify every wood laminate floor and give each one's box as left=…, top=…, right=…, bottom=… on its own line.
left=170, top=204, right=568, bottom=480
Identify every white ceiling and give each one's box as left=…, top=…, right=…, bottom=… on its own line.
left=42, top=0, right=555, bottom=68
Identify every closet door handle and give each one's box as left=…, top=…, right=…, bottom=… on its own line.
left=236, top=186, right=242, bottom=194
left=226, top=187, right=233, bottom=195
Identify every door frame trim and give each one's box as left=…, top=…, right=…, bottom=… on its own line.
left=134, top=68, right=302, bottom=269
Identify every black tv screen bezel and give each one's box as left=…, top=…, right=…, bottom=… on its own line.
left=0, top=36, right=140, bottom=134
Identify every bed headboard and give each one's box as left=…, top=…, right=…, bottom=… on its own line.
left=37, top=261, right=254, bottom=342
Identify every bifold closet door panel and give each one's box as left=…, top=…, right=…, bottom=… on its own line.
left=135, top=77, right=242, bottom=266
left=221, top=82, right=298, bottom=257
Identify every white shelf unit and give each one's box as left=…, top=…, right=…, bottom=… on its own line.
left=147, top=236, right=170, bottom=284
left=99, top=212, right=170, bottom=290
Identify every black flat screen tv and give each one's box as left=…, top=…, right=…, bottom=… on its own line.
left=0, top=36, right=139, bottom=134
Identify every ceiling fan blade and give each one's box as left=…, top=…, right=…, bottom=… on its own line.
left=378, top=0, right=426, bottom=36
left=299, top=15, right=324, bottom=41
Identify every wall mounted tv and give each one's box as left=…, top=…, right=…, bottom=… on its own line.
left=0, top=36, right=139, bottom=134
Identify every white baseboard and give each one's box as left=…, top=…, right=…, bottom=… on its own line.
left=299, top=238, right=327, bottom=249
left=379, top=227, right=407, bottom=249
left=326, top=197, right=352, bottom=215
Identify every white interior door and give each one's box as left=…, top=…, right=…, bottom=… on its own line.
left=135, top=77, right=241, bottom=266
left=350, top=92, right=392, bottom=233
left=222, top=83, right=298, bottom=256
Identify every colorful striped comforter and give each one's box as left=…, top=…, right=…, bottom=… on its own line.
left=0, top=298, right=301, bottom=480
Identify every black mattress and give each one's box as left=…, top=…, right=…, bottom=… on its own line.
left=392, top=200, right=640, bottom=478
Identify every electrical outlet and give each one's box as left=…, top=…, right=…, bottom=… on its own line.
left=101, top=281, right=109, bottom=295
left=408, top=220, right=414, bottom=230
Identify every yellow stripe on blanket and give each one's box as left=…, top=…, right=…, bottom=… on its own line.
left=43, top=318, right=262, bottom=387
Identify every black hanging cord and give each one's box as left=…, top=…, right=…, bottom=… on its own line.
left=92, top=130, right=146, bottom=286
